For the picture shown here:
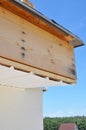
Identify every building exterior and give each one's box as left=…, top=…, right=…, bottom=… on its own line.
left=0, top=84, right=43, bottom=130
left=0, top=0, right=84, bottom=130
left=0, top=0, right=84, bottom=84
left=59, top=123, right=78, bottom=130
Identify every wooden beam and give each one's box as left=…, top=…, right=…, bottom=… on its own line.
left=0, top=57, right=76, bottom=84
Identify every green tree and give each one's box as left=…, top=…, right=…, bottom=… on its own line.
left=43, top=116, right=86, bottom=130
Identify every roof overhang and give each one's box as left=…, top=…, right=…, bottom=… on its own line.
left=0, top=0, right=84, bottom=47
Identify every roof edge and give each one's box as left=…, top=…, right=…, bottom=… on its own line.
left=1, top=0, right=84, bottom=47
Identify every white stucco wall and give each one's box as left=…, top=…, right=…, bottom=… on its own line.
left=0, top=86, right=43, bottom=130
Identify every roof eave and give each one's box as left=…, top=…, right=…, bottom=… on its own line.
left=0, top=0, right=84, bottom=47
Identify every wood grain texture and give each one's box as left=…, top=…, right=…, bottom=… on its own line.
left=0, top=0, right=73, bottom=42
left=0, top=7, right=76, bottom=84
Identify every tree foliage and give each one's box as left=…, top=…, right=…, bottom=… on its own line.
left=43, top=116, right=86, bottom=130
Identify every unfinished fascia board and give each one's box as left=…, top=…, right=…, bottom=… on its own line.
left=0, top=0, right=84, bottom=47
left=0, top=0, right=84, bottom=84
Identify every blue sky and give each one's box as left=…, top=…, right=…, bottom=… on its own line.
left=30, top=0, right=86, bottom=117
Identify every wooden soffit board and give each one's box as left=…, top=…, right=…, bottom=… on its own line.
left=0, top=1, right=77, bottom=84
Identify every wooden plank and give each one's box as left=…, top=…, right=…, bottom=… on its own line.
left=0, top=0, right=69, bottom=42
left=0, top=7, right=76, bottom=83
left=0, top=57, right=76, bottom=84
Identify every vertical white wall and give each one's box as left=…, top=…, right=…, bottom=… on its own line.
left=0, top=86, right=43, bottom=130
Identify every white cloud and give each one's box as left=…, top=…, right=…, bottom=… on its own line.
left=44, top=110, right=86, bottom=117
